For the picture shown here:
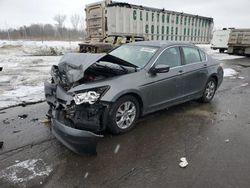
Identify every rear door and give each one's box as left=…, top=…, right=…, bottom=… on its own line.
left=180, top=46, right=208, bottom=97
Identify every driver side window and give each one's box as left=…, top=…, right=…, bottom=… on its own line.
left=155, top=47, right=181, bottom=68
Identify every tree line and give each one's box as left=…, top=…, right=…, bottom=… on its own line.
left=0, top=14, right=86, bottom=41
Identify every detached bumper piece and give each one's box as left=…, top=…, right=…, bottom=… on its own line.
left=52, top=118, right=103, bottom=155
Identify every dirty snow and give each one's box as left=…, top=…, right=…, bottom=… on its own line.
left=0, top=40, right=79, bottom=109
left=0, top=41, right=246, bottom=110
left=223, top=68, right=238, bottom=77
left=0, top=159, right=52, bottom=186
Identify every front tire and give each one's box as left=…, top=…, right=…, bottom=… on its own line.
left=108, top=95, right=140, bottom=134
left=200, top=78, right=217, bottom=103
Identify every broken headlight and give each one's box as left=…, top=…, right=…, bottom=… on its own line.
left=73, top=86, right=110, bottom=105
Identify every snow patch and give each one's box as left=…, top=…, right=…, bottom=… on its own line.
left=0, top=85, right=45, bottom=109
left=0, top=159, right=52, bottom=185
left=197, top=45, right=244, bottom=60
left=223, top=68, right=238, bottom=77
left=0, top=40, right=70, bottom=109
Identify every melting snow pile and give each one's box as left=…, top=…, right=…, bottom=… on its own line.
left=223, top=68, right=238, bottom=77
left=0, top=40, right=80, bottom=109
left=0, top=40, right=79, bottom=56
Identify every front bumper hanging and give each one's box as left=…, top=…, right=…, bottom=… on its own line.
left=52, top=117, right=103, bottom=154
left=44, top=81, right=107, bottom=154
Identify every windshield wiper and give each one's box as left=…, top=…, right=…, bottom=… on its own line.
left=117, top=64, right=128, bottom=73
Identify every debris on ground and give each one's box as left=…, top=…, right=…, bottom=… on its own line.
left=21, top=102, right=27, bottom=107
left=179, top=157, right=188, bottom=168
left=31, top=118, right=39, bottom=122
left=13, top=130, right=22, bottom=134
left=240, top=83, right=249, bottom=87
left=0, top=141, right=3, bottom=149
left=3, top=119, right=10, bottom=124
left=114, top=144, right=121, bottom=154
left=18, top=114, right=28, bottom=119
left=39, top=117, right=51, bottom=123
left=84, top=172, right=89, bottom=179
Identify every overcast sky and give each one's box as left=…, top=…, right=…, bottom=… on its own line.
left=0, top=0, right=249, bottom=30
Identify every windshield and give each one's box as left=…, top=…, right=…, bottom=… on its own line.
left=109, top=45, right=159, bottom=68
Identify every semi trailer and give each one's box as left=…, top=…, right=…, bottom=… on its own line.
left=228, top=29, right=250, bottom=56
left=79, top=0, right=214, bottom=53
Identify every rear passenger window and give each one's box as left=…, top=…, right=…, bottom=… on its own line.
left=182, top=47, right=201, bottom=64
left=199, top=50, right=207, bottom=62
left=156, top=47, right=181, bottom=68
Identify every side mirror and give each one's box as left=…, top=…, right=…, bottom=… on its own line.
left=150, top=64, right=170, bottom=74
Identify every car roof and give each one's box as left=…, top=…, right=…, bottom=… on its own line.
left=127, top=41, right=196, bottom=48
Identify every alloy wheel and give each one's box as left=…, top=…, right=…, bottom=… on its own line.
left=115, top=101, right=137, bottom=129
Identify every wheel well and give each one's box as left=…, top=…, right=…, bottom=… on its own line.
left=210, top=75, right=218, bottom=87
left=117, top=93, right=144, bottom=116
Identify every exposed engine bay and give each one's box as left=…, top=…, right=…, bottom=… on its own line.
left=51, top=53, right=138, bottom=91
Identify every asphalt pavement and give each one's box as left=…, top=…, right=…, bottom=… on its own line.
left=0, top=57, right=250, bottom=188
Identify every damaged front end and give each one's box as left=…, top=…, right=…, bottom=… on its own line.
left=44, top=54, right=112, bottom=154
left=45, top=80, right=110, bottom=154
left=45, top=54, right=137, bottom=153
left=45, top=53, right=136, bottom=154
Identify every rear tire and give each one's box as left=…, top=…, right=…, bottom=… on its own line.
left=108, top=95, right=140, bottom=134
left=199, top=78, right=217, bottom=103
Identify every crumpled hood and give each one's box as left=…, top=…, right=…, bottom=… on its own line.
left=58, top=53, right=105, bottom=83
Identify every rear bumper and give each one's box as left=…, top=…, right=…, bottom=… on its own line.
left=52, top=117, right=103, bottom=155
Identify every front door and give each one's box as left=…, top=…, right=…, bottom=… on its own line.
left=146, top=47, right=184, bottom=111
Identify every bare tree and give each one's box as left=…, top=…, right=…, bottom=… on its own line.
left=70, top=14, right=80, bottom=31
left=53, top=14, right=66, bottom=37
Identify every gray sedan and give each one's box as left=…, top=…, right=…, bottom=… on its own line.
left=44, top=41, right=223, bottom=154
